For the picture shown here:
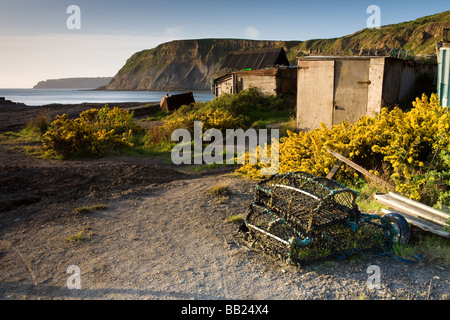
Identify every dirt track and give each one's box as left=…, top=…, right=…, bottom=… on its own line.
left=0, top=104, right=449, bottom=300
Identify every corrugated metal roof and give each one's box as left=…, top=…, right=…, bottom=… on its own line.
left=220, top=48, right=289, bottom=71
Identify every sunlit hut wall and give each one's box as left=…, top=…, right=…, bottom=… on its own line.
left=234, top=68, right=297, bottom=96
left=296, top=56, right=437, bottom=132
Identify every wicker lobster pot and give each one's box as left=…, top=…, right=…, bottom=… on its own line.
left=244, top=172, right=395, bottom=266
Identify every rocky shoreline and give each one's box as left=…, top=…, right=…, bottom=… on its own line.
left=0, top=99, right=159, bottom=132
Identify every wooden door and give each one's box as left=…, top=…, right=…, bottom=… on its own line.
left=297, top=60, right=335, bottom=131
left=332, top=60, right=370, bottom=126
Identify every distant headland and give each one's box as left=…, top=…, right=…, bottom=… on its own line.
left=33, top=77, right=113, bottom=89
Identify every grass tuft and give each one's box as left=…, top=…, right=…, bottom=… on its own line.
left=66, top=226, right=94, bottom=243
left=226, top=214, right=244, bottom=224
left=73, top=204, right=108, bottom=214
left=209, top=183, right=232, bottom=197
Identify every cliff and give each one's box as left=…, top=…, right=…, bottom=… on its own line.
left=105, top=39, right=299, bottom=91
left=106, top=10, right=449, bottom=91
left=34, top=77, right=113, bottom=89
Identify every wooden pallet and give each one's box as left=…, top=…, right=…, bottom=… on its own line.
left=374, top=192, right=450, bottom=238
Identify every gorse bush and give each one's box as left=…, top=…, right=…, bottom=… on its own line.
left=42, top=106, right=143, bottom=158
left=205, top=87, right=292, bottom=115
left=158, top=87, right=294, bottom=139
left=237, top=93, right=450, bottom=208
left=159, top=107, right=245, bottom=138
left=40, top=89, right=293, bottom=159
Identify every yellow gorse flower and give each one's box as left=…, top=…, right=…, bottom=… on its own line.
left=237, top=93, right=450, bottom=201
left=42, top=106, right=140, bottom=158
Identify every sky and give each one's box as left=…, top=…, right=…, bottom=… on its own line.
left=0, top=0, right=448, bottom=88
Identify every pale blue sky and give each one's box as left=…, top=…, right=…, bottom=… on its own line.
left=0, top=0, right=448, bottom=87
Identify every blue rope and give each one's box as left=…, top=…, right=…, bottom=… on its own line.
left=374, top=252, right=424, bottom=264
left=337, top=249, right=423, bottom=264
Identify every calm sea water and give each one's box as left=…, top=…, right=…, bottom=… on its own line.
left=0, top=89, right=214, bottom=106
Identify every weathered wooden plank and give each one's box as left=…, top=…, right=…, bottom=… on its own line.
left=382, top=209, right=450, bottom=238
left=387, top=192, right=449, bottom=221
left=374, top=193, right=448, bottom=226
left=326, top=150, right=349, bottom=179
left=325, top=148, right=395, bottom=191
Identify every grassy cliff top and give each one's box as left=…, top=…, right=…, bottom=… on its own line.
left=119, top=10, right=449, bottom=74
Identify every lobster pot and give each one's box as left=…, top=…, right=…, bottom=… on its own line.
left=245, top=202, right=339, bottom=264
left=246, top=202, right=393, bottom=266
left=244, top=172, right=397, bottom=266
left=254, top=172, right=359, bottom=234
left=245, top=203, right=293, bottom=259
left=298, top=213, right=392, bottom=263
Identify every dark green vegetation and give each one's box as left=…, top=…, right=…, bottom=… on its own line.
left=4, top=88, right=294, bottom=161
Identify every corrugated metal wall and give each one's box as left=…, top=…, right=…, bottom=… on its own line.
left=399, top=65, right=417, bottom=102
left=438, top=47, right=450, bottom=107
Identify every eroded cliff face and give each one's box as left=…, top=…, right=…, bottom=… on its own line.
left=105, top=39, right=292, bottom=91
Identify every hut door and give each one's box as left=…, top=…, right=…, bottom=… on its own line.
left=332, top=60, right=370, bottom=126
left=297, top=60, right=335, bottom=131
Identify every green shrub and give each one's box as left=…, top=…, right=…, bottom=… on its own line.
left=29, top=111, right=52, bottom=135
left=158, top=88, right=294, bottom=138
left=159, top=107, right=245, bottom=138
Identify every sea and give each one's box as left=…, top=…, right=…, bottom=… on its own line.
left=0, top=88, right=215, bottom=106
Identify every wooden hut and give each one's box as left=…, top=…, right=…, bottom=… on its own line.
left=212, top=48, right=295, bottom=97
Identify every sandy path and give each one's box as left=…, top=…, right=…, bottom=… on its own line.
left=0, top=174, right=290, bottom=299
left=0, top=102, right=448, bottom=302
left=1, top=171, right=449, bottom=300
